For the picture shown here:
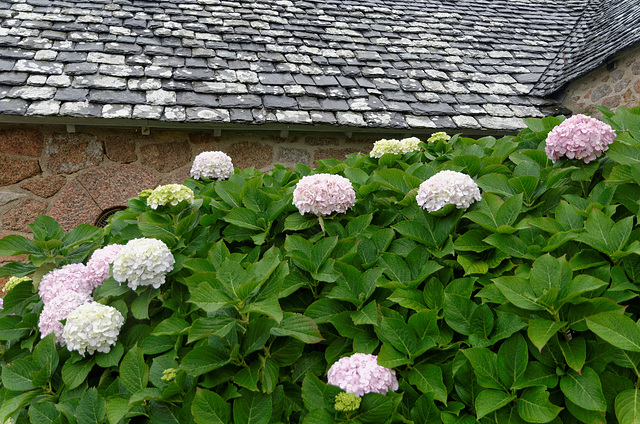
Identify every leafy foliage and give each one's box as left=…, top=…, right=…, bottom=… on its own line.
left=2, top=106, right=640, bottom=423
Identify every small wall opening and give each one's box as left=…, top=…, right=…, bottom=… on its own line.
left=95, top=206, right=127, bottom=228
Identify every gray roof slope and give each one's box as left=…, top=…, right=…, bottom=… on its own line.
left=0, top=0, right=634, bottom=132
left=533, top=0, right=640, bottom=96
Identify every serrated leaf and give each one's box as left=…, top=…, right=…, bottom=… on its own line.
left=444, top=293, right=477, bottom=335
left=192, top=389, right=231, bottom=424
left=408, top=364, right=447, bottom=404
left=106, top=398, right=131, bottom=424
left=77, top=388, right=106, bottom=424
left=270, top=312, right=323, bottom=344
left=528, top=319, right=566, bottom=352
left=181, top=345, right=230, bottom=376
left=497, top=333, right=528, bottom=389
left=62, top=357, right=95, bottom=390
left=28, top=402, right=61, bottom=424
left=233, top=390, right=271, bottom=424
left=484, top=233, right=530, bottom=258
left=559, top=337, right=586, bottom=373
left=517, top=386, right=563, bottom=423
left=1, top=359, right=38, bottom=391
left=512, top=362, right=558, bottom=390
left=463, top=348, right=504, bottom=390
left=120, top=346, right=148, bottom=393
left=586, top=312, right=640, bottom=352
left=476, top=389, right=515, bottom=419
left=616, top=389, right=640, bottom=424
left=560, top=367, right=606, bottom=412
left=493, top=276, right=544, bottom=311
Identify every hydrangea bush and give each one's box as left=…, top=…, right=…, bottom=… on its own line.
left=2, top=106, right=640, bottom=424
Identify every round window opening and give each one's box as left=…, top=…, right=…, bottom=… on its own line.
left=95, top=206, right=127, bottom=228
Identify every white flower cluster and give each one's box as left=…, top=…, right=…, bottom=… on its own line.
left=112, top=238, right=175, bottom=290
left=370, top=137, right=422, bottom=158
left=416, top=170, right=481, bottom=212
left=147, top=184, right=195, bottom=209
left=62, top=302, right=124, bottom=356
left=190, top=151, right=234, bottom=180
left=327, top=353, right=399, bottom=397
left=292, top=173, right=356, bottom=216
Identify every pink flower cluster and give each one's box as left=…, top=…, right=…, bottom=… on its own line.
left=545, top=114, right=616, bottom=163
left=86, top=244, right=122, bottom=288
left=327, top=353, right=399, bottom=397
left=38, top=245, right=121, bottom=345
left=292, top=174, right=356, bottom=216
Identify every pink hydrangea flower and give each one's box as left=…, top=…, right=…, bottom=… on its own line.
left=545, top=114, right=616, bottom=163
left=38, top=263, right=93, bottom=304
left=86, top=245, right=122, bottom=289
left=416, top=170, right=481, bottom=212
left=327, top=353, right=399, bottom=397
left=38, top=290, right=92, bottom=345
left=292, top=174, right=356, bottom=216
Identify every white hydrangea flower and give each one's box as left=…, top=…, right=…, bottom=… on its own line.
left=292, top=173, right=356, bottom=216
left=370, top=137, right=422, bottom=158
left=190, top=151, right=234, bottom=180
left=146, top=184, right=195, bottom=209
left=62, top=302, right=124, bottom=356
left=112, top=238, right=175, bottom=290
left=327, top=353, right=398, bottom=397
left=38, top=290, right=93, bottom=345
left=416, top=170, right=481, bottom=212
left=86, top=244, right=122, bottom=289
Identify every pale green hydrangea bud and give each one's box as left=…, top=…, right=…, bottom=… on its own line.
left=146, top=184, right=195, bottom=209
left=427, top=132, right=451, bottom=143
left=3, top=276, right=31, bottom=292
left=334, top=392, right=361, bottom=412
left=138, top=189, right=154, bottom=199
left=161, top=368, right=178, bottom=382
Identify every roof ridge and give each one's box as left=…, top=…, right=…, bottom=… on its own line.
left=530, top=0, right=596, bottom=96
left=532, top=0, right=640, bottom=96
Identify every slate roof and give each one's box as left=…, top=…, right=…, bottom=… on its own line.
left=0, top=0, right=637, bottom=132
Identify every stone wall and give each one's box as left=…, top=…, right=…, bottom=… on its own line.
left=562, top=43, right=640, bottom=116
left=0, top=124, right=393, bottom=257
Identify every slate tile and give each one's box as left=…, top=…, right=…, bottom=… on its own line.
left=229, top=108, right=254, bottom=123
left=304, top=86, right=327, bottom=98
left=293, top=74, right=314, bottom=85
left=248, top=84, right=284, bottom=95
left=0, top=98, right=28, bottom=115
left=89, top=89, right=146, bottom=104
left=259, top=73, right=296, bottom=85
left=54, top=87, right=89, bottom=102
left=0, top=72, right=28, bottom=85
left=410, top=102, right=456, bottom=116
left=318, top=98, right=349, bottom=111
left=310, top=111, right=337, bottom=124
left=297, top=96, right=321, bottom=110
left=263, top=95, right=298, bottom=109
